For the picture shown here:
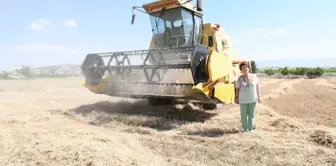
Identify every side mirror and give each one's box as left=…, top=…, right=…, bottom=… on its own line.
left=131, top=13, right=136, bottom=24
left=131, top=6, right=146, bottom=25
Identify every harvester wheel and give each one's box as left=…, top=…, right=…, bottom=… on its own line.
left=202, top=103, right=218, bottom=110
left=147, top=98, right=172, bottom=106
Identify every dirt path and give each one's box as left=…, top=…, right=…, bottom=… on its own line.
left=325, top=77, right=336, bottom=86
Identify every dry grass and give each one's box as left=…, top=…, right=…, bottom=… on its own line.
left=264, top=78, right=336, bottom=127
left=310, top=129, right=336, bottom=149
left=0, top=76, right=336, bottom=166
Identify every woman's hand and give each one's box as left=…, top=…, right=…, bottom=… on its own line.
left=234, top=97, right=239, bottom=104
left=258, top=97, right=261, bottom=103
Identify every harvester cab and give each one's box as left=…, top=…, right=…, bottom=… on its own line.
left=81, top=0, right=251, bottom=109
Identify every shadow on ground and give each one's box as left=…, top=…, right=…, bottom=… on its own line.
left=184, top=127, right=240, bottom=138
left=56, top=100, right=218, bottom=131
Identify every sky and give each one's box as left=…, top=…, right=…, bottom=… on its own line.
left=0, top=0, right=335, bottom=70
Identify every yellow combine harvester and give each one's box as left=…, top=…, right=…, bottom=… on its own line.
left=80, top=0, right=252, bottom=109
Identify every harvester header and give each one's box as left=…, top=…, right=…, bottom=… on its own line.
left=81, top=0, right=252, bottom=109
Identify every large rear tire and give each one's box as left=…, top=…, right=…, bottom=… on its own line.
left=147, top=98, right=172, bottom=106
left=202, top=103, right=224, bottom=110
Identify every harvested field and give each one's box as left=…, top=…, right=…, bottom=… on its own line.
left=0, top=77, right=336, bottom=166
left=264, top=78, right=336, bottom=127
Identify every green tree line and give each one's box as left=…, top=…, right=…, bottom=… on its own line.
left=261, top=67, right=325, bottom=78
left=249, top=61, right=331, bottom=79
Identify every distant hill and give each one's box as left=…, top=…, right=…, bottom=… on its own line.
left=34, top=64, right=81, bottom=72
left=1, top=64, right=82, bottom=79
left=33, top=64, right=82, bottom=76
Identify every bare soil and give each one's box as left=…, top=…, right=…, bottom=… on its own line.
left=0, top=77, right=335, bottom=166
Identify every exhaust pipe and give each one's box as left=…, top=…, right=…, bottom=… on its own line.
left=196, top=0, right=203, bottom=12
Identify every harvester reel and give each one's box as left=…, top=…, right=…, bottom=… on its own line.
left=107, top=52, right=133, bottom=81
left=81, top=54, right=106, bottom=84
left=144, top=50, right=167, bottom=83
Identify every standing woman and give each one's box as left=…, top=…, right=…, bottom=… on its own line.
left=234, top=62, right=261, bottom=132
